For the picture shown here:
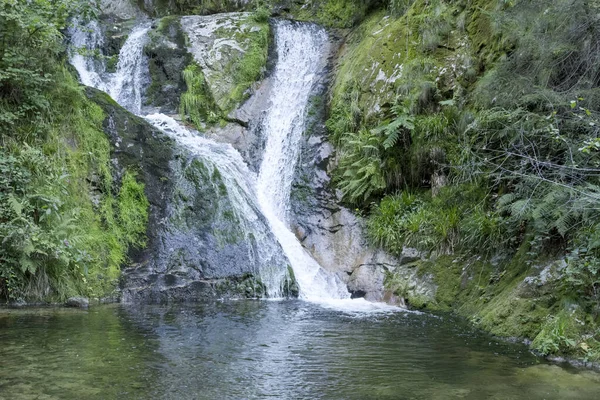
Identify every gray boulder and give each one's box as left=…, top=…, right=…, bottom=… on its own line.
left=65, top=297, right=89, bottom=309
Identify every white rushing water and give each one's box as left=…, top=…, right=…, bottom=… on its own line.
left=69, top=20, right=108, bottom=91
left=69, top=21, right=150, bottom=115
left=108, top=23, right=151, bottom=115
left=144, top=114, right=290, bottom=297
left=68, top=18, right=397, bottom=308
left=255, top=21, right=349, bottom=301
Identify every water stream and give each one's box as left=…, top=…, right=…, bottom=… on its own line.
left=255, top=21, right=349, bottom=302
left=69, top=18, right=352, bottom=302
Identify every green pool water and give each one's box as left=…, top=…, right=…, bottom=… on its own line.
left=1, top=301, right=599, bottom=399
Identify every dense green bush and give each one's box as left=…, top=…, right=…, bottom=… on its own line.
left=330, top=0, right=600, bottom=314
left=0, top=1, right=149, bottom=302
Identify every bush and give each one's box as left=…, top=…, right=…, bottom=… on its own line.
left=0, top=2, right=149, bottom=302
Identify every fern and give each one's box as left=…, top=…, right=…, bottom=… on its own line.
left=373, top=110, right=415, bottom=149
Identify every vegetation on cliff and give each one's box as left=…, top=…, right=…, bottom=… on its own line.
left=328, top=0, right=600, bottom=360
left=0, top=0, right=149, bottom=302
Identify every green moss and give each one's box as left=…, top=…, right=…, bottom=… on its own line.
left=118, top=172, right=150, bottom=248
left=228, top=21, right=269, bottom=106
left=180, top=63, right=221, bottom=128
left=0, top=68, right=151, bottom=302
left=286, top=0, right=376, bottom=28
left=145, top=16, right=192, bottom=111
left=178, top=16, right=269, bottom=128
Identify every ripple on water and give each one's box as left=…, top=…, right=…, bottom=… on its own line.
left=1, top=301, right=600, bottom=400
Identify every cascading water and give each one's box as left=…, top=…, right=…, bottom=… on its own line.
left=70, top=19, right=289, bottom=297
left=143, top=114, right=290, bottom=297
left=255, top=21, right=349, bottom=301
left=108, top=23, right=151, bottom=115
left=68, top=17, right=355, bottom=303
left=68, top=20, right=108, bottom=91
left=69, top=21, right=150, bottom=115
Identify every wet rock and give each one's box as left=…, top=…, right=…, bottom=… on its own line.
left=100, top=0, right=142, bottom=20
left=136, top=0, right=251, bottom=17
left=65, top=297, right=89, bottom=309
left=180, top=13, right=267, bottom=113
left=399, top=247, right=422, bottom=265
left=518, top=259, right=567, bottom=299
left=382, top=291, right=406, bottom=307
left=86, top=87, right=288, bottom=303
left=385, top=267, right=438, bottom=308
left=144, top=17, right=191, bottom=114
left=347, top=265, right=386, bottom=302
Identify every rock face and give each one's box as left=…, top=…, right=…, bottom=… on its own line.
left=180, top=13, right=264, bottom=113
left=100, top=0, right=142, bottom=20
left=286, top=39, right=433, bottom=305
left=136, top=0, right=251, bottom=17
left=140, top=13, right=269, bottom=169
left=144, top=17, right=192, bottom=114
left=87, top=88, right=288, bottom=302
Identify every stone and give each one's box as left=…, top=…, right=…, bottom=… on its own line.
left=65, top=297, right=89, bottom=309
left=347, top=265, right=386, bottom=302
left=399, top=247, right=422, bottom=265
left=144, top=17, right=192, bottom=114
left=180, top=13, right=267, bottom=113
left=86, top=87, right=289, bottom=303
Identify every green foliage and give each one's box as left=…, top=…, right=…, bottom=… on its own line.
left=326, top=81, right=362, bottom=146
left=118, top=172, right=150, bottom=248
left=0, top=71, right=150, bottom=302
left=388, top=0, right=414, bottom=16
left=336, top=129, right=388, bottom=204
left=0, top=0, right=96, bottom=130
left=179, top=18, right=268, bottom=128
left=368, top=185, right=504, bottom=255
left=156, top=0, right=242, bottom=15
left=372, top=108, right=415, bottom=149
left=180, top=64, right=220, bottom=127
left=0, top=2, right=148, bottom=302
left=532, top=311, right=579, bottom=356
left=251, top=0, right=271, bottom=22
left=334, top=102, right=418, bottom=204
left=229, top=21, right=269, bottom=105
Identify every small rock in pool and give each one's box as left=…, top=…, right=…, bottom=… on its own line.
left=65, top=297, right=89, bottom=309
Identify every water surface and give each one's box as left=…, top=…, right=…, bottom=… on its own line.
left=1, top=301, right=599, bottom=399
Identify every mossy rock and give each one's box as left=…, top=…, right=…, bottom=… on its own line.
left=179, top=13, right=270, bottom=124
left=145, top=16, right=193, bottom=113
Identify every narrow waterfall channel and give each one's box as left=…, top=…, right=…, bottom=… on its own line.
left=69, top=18, right=355, bottom=303
left=256, top=21, right=349, bottom=301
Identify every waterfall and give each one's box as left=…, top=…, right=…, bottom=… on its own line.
left=68, top=17, right=351, bottom=302
left=108, top=23, right=151, bottom=115
left=144, top=114, right=290, bottom=297
left=255, top=21, right=350, bottom=301
left=68, top=20, right=108, bottom=92
left=69, top=21, right=150, bottom=115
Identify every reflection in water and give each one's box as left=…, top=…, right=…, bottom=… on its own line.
left=1, top=302, right=600, bottom=399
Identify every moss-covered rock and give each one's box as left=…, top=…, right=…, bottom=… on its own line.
left=144, top=16, right=193, bottom=113
left=180, top=13, right=270, bottom=120
left=86, top=87, right=289, bottom=302
left=329, top=1, right=474, bottom=134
